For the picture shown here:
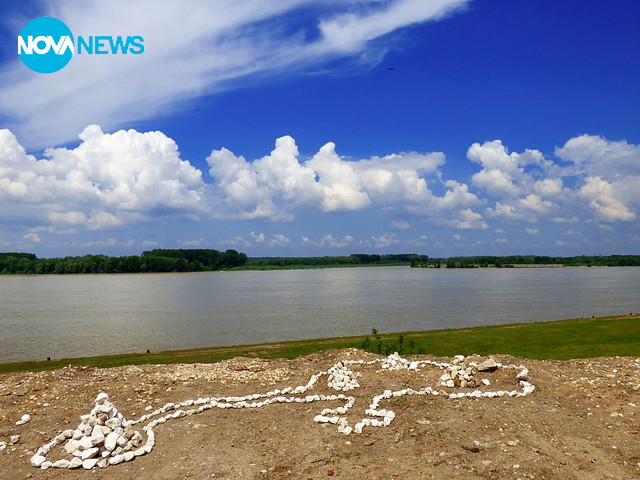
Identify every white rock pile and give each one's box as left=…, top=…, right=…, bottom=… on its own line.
left=29, top=353, right=535, bottom=471
left=327, top=362, right=360, bottom=391
left=30, top=393, right=150, bottom=470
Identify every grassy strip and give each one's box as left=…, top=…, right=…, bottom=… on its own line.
left=1, top=315, right=638, bottom=374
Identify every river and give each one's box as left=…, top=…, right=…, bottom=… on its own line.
left=1, top=266, right=638, bottom=363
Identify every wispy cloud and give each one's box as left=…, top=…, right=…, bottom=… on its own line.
left=0, top=0, right=470, bottom=149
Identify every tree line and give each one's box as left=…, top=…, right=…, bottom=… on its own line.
left=245, top=253, right=429, bottom=268
left=415, top=255, right=640, bottom=268
left=0, top=249, right=248, bottom=274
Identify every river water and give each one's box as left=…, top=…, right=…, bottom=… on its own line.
left=1, top=266, right=638, bottom=363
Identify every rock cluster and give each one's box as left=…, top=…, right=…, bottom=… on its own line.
left=30, top=393, right=150, bottom=470
left=327, top=363, right=360, bottom=391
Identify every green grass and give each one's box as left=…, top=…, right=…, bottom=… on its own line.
left=1, top=315, right=638, bottom=374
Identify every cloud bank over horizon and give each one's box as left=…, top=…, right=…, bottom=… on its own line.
left=0, top=0, right=470, bottom=149
left=1, top=125, right=638, bottom=255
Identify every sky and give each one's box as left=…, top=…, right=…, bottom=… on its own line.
left=0, top=0, right=639, bottom=258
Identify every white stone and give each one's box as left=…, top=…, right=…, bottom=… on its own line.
left=64, top=440, right=78, bottom=454
left=105, top=418, right=122, bottom=429
left=124, top=451, right=135, bottom=461
left=40, top=461, right=53, bottom=470
left=81, top=447, right=99, bottom=459
left=68, top=457, right=83, bottom=469
left=477, top=358, right=498, bottom=372
left=95, top=393, right=109, bottom=404
left=109, top=454, right=125, bottom=465
left=82, top=458, right=99, bottom=469
left=9, top=434, right=20, bottom=444
left=16, top=413, right=31, bottom=425
left=78, top=436, right=93, bottom=450
left=104, top=432, right=118, bottom=451
left=52, top=459, right=70, bottom=468
left=30, top=454, right=46, bottom=467
left=91, top=426, right=105, bottom=445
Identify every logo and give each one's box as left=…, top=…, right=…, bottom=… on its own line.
left=18, top=16, right=144, bottom=74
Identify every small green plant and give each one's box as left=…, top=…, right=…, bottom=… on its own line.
left=359, top=329, right=424, bottom=355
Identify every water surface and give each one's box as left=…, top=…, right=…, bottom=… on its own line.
left=1, top=267, right=638, bottom=363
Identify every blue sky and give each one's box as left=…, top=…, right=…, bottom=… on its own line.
left=1, top=0, right=639, bottom=257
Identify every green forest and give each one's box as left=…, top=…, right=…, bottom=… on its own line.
left=1, top=250, right=639, bottom=274
left=243, top=253, right=429, bottom=269
left=0, top=249, right=248, bottom=274
left=416, top=255, right=640, bottom=268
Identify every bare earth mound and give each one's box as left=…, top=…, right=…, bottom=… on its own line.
left=1, top=349, right=639, bottom=479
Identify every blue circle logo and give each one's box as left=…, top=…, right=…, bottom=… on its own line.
left=18, top=17, right=74, bottom=74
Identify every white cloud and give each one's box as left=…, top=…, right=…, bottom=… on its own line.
left=0, top=126, right=207, bottom=231
left=441, top=208, right=488, bottom=230
left=208, top=135, right=481, bottom=224
left=319, top=234, right=354, bottom=248
left=220, top=236, right=251, bottom=248
left=269, top=234, right=290, bottom=247
left=0, top=0, right=470, bottom=149
left=555, top=134, right=640, bottom=177
left=3, top=126, right=639, bottom=251
left=23, top=232, right=41, bottom=243
left=180, top=238, right=204, bottom=246
left=578, top=176, right=635, bottom=222
left=390, top=220, right=411, bottom=231
left=372, top=233, right=399, bottom=248
left=250, top=231, right=266, bottom=243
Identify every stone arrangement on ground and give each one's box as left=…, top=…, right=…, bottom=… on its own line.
left=26, top=352, right=534, bottom=471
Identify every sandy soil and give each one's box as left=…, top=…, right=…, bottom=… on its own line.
left=1, top=349, right=639, bottom=480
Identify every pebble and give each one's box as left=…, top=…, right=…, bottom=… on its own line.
left=16, top=414, right=31, bottom=425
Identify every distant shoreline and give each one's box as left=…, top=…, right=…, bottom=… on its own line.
left=1, top=250, right=639, bottom=274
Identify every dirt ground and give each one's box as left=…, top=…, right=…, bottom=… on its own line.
left=1, top=349, right=639, bottom=480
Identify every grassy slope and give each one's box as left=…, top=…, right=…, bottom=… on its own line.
left=1, top=315, right=638, bottom=374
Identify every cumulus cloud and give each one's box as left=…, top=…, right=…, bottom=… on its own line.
left=208, top=135, right=483, bottom=226
left=0, top=0, right=470, bottom=149
left=0, top=125, right=207, bottom=231
left=555, top=134, right=640, bottom=177
left=471, top=135, right=640, bottom=227
left=269, top=234, right=290, bottom=247
left=2, top=126, right=639, bottom=250
left=250, top=231, right=266, bottom=243
left=372, top=233, right=399, bottom=248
